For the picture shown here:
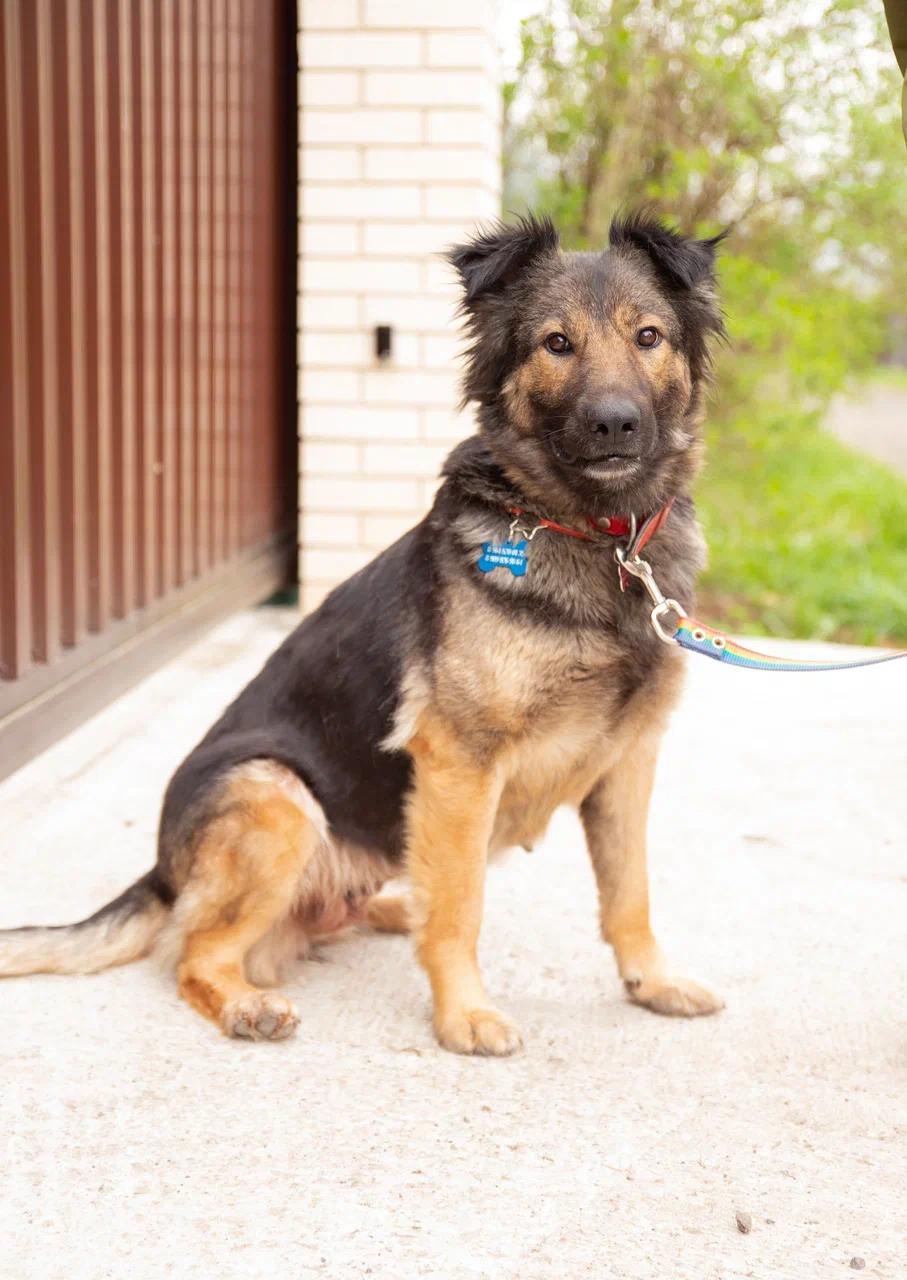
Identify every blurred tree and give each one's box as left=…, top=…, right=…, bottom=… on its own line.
left=505, top=0, right=907, bottom=415
left=504, top=1, right=907, bottom=643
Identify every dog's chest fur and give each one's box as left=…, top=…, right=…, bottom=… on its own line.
left=407, top=541, right=687, bottom=854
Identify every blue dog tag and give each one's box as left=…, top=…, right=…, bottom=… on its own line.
left=477, top=539, right=529, bottom=576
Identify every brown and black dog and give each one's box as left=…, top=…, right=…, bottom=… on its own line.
left=0, top=213, right=727, bottom=1054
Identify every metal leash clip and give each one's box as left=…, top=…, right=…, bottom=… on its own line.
left=614, top=544, right=685, bottom=645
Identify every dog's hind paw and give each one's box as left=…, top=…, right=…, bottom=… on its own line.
left=434, top=1006, right=523, bottom=1057
left=625, top=975, right=724, bottom=1018
left=222, top=991, right=300, bottom=1041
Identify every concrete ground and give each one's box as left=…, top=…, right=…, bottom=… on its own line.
left=825, top=382, right=907, bottom=478
left=1, top=607, right=905, bottom=1280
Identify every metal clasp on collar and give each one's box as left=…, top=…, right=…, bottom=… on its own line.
left=508, top=515, right=545, bottom=542
left=614, top=545, right=684, bottom=645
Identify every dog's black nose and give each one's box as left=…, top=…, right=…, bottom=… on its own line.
left=586, top=399, right=642, bottom=454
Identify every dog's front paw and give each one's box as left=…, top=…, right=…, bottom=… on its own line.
left=221, top=991, right=300, bottom=1040
left=625, top=975, right=724, bottom=1018
left=434, top=1006, right=523, bottom=1056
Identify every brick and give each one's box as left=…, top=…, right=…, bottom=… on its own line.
left=302, top=547, right=373, bottom=582
left=304, top=184, right=422, bottom=219
left=365, top=71, right=496, bottom=109
left=298, top=220, right=359, bottom=255
left=362, top=369, right=458, bottom=407
left=364, top=0, right=494, bottom=27
left=303, top=109, right=422, bottom=145
left=299, top=147, right=361, bottom=182
left=300, top=331, right=371, bottom=367
left=363, top=513, right=418, bottom=547
left=300, top=511, right=361, bottom=548
left=302, top=474, right=421, bottom=512
left=300, top=294, right=359, bottom=329
left=426, top=109, right=493, bottom=145
left=424, top=256, right=460, bottom=294
left=301, top=257, right=422, bottom=293
left=426, top=31, right=497, bottom=69
left=422, top=408, right=474, bottom=442
left=424, top=184, right=499, bottom=220
left=423, top=333, right=464, bottom=368
left=300, top=32, right=422, bottom=69
left=299, top=369, right=360, bottom=404
left=303, top=405, right=421, bottom=441
left=363, top=441, right=449, bottom=477
left=361, top=293, right=456, bottom=330
left=300, top=0, right=359, bottom=26
left=301, top=440, right=360, bottom=473
left=420, top=475, right=444, bottom=507
left=363, top=221, right=464, bottom=256
left=376, top=331, right=422, bottom=368
left=300, top=581, right=331, bottom=615
left=300, top=71, right=359, bottom=107
left=364, top=146, right=497, bottom=183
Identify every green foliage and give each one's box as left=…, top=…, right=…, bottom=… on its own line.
left=699, top=402, right=907, bottom=645
left=506, top=0, right=907, bottom=642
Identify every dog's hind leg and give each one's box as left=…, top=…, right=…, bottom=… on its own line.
left=580, top=739, right=724, bottom=1018
left=365, top=889, right=413, bottom=934
left=165, top=761, right=323, bottom=1041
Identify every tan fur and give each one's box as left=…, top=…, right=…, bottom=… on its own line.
left=155, top=761, right=401, bottom=1037
left=167, top=763, right=320, bottom=1039
left=385, top=553, right=723, bottom=1052
left=580, top=740, right=723, bottom=1016
left=365, top=890, right=413, bottom=934
left=404, top=712, right=521, bottom=1056
left=0, top=901, right=168, bottom=977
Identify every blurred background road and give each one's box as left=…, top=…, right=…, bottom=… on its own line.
left=826, top=378, right=907, bottom=479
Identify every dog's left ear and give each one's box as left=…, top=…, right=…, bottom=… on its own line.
left=610, top=213, right=727, bottom=378
left=447, top=214, right=559, bottom=305
left=608, top=213, right=727, bottom=292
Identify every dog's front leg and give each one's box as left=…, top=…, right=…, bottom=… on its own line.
left=580, top=737, right=724, bottom=1017
left=405, top=719, right=521, bottom=1056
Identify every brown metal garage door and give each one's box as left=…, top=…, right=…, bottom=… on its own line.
left=0, top=0, right=296, bottom=779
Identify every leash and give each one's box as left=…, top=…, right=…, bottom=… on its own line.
left=615, top=540, right=907, bottom=673
left=482, top=498, right=906, bottom=672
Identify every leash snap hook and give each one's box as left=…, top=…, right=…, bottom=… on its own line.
left=649, top=598, right=684, bottom=645
left=615, top=546, right=683, bottom=646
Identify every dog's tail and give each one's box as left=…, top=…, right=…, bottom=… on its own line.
left=0, top=870, right=173, bottom=977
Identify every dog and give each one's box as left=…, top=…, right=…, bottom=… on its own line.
left=0, top=212, right=727, bottom=1054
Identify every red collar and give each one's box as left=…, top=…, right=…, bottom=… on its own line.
left=506, top=499, right=674, bottom=558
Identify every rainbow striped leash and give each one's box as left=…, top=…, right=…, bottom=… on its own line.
left=615, top=546, right=907, bottom=674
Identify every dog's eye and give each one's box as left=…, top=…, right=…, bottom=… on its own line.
left=544, top=332, right=572, bottom=354
left=636, top=326, right=661, bottom=348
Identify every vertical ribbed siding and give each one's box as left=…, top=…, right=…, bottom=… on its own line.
left=0, top=0, right=294, bottom=706
left=0, top=0, right=32, bottom=680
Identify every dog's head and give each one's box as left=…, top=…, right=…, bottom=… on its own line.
left=448, top=212, right=726, bottom=517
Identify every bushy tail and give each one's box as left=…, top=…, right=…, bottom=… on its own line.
left=0, top=871, right=172, bottom=977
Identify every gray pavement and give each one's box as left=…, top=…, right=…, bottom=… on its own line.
left=825, top=382, right=907, bottom=478
left=1, top=608, right=905, bottom=1279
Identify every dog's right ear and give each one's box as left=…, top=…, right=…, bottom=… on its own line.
left=447, top=214, right=559, bottom=306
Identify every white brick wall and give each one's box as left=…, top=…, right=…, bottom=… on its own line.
left=297, top=0, right=501, bottom=612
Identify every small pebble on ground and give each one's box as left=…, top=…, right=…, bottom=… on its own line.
left=735, top=1211, right=753, bottom=1235
left=850, top=1259, right=866, bottom=1271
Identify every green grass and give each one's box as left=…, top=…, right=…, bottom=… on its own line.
left=870, top=365, right=907, bottom=391
left=696, top=403, right=907, bottom=645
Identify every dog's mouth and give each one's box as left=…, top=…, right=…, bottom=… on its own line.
left=549, top=436, right=640, bottom=476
